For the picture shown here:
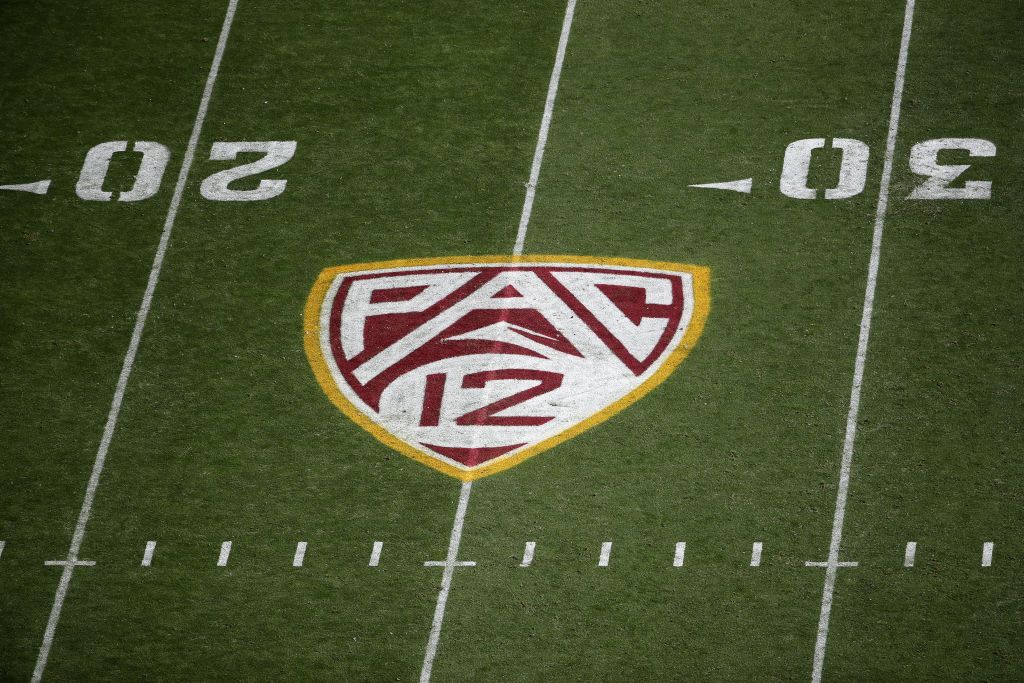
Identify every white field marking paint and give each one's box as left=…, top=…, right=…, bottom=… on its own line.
left=0, top=541, right=5, bottom=560
left=751, top=542, right=763, bottom=567
left=199, top=140, right=297, bottom=201
left=74, top=140, right=171, bottom=200
left=598, top=542, right=613, bottom=567
left=293, top=542, right=307, bottom=568
left=907, top=138, right=996, bottom=200
left=317, top=262, right=699, bottom=477
left=903, top=542, right=916, bottom=568
left=76, top=141, right=172, bottom=202
left=217, top=541, right=232, bottom=567
left=369, top=541, right=383, bottom=567
left=31, top=4, right=239, bottom=679
left=982, top=542, right=994, bottom=568
left=824, top=139, right=870, bottom=200
left=76, top=141, right=126, bottom=201
left=141, top=541, right=157, bottom=567
left=779, top=138, right=870, bottom=200
left=419, top=3, right=577, bottom=681
left=419, top=481, right=473, bottom=683
left=688, top=178, right=753, bottom=194
left=0, top=180, right=51, bottom=194
left=43, top=560, right=95, bottom=567
left=806, top=561, right=857, bottom=568
left=512, top=0, right=577, bottom=256
left=520, top=541, right=536, bottom=567
left=673, top=542, right=686, bottom=567
left=810, top=2, right=916, bottom=682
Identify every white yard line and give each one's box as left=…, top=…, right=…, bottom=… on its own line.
left=512, top=0, right=578, bottom=257
left=31, top=2, right=239, bottom=679
left=418, top=2, right=577, bottom=680
left=809, top=1, right=916, bottom=681
left=598, top=541, right=613, bottom=567
left=419, top=481, right=473, bottom=683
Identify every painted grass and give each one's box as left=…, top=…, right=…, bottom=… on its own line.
left=0, top=0, right=1021, bottom=679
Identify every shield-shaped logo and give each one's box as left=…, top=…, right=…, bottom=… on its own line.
left=304, top=256, right=710, bottom=480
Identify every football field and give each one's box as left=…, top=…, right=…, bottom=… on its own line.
left=1, top=0, right=1022, bottom=680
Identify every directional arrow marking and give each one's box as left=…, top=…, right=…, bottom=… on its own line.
left=688, top=178, right=752, bottom=194
left=0, top=180, right=51, bottom=195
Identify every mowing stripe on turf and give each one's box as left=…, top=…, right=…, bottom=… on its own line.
left=810, top=1, right=916, bottom=681
left=417, top=2, right=578, bottom=681
left=31, top=2, right=240, bottom=680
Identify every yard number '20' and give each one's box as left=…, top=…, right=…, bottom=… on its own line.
left=75, top=140, right=297, bottom=202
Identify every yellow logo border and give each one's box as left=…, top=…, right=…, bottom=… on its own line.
left=303, top=255, right=710, bottom=481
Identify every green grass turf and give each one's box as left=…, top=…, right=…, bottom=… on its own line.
left=1, top=0, right=1021, bottom=679
left=825, top=0, right=1024, bottom=677
left=0, top=1, right=230, bottom=674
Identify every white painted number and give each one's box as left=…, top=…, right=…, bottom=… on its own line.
left=907, top=137, right=995, bottom=200
left=76, top=141, right=170, bottom=202
left=779, top=137, right=869, bottom=200
left=200, top=140, right=297, bottom=201
left=827, top=138, right=871, bottom=200
left=74, top=140, right=296, bottom=203
left=777, top=136, right=995, bottom=201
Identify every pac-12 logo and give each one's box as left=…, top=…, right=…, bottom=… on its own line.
left=304, top=256, right=710, bottom=480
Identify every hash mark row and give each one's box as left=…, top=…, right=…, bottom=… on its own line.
left=2, top=540, right=1003, bottom=569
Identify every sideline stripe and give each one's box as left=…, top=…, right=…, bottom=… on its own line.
left=369, top=541, right=383, bottom=567
left=30, top=3, right=240, bottom=679
left=293, top=542, right=307, bottom=568
left=981, top=542, right=993, bottom=567
left=520, top=541, right=536, bottom=567
left=673, top=542, right=686, bottom=567
left=751, top=542, right=763, bottom=567
left=810, top=2, right=916, bottom=681
left=903, top=541, right=916, bottom=568
left=141, top=541, right=157, bottom=567
left=418, top=2, right=577, bottom=681
left=217, top=541, right=232, bottom=567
